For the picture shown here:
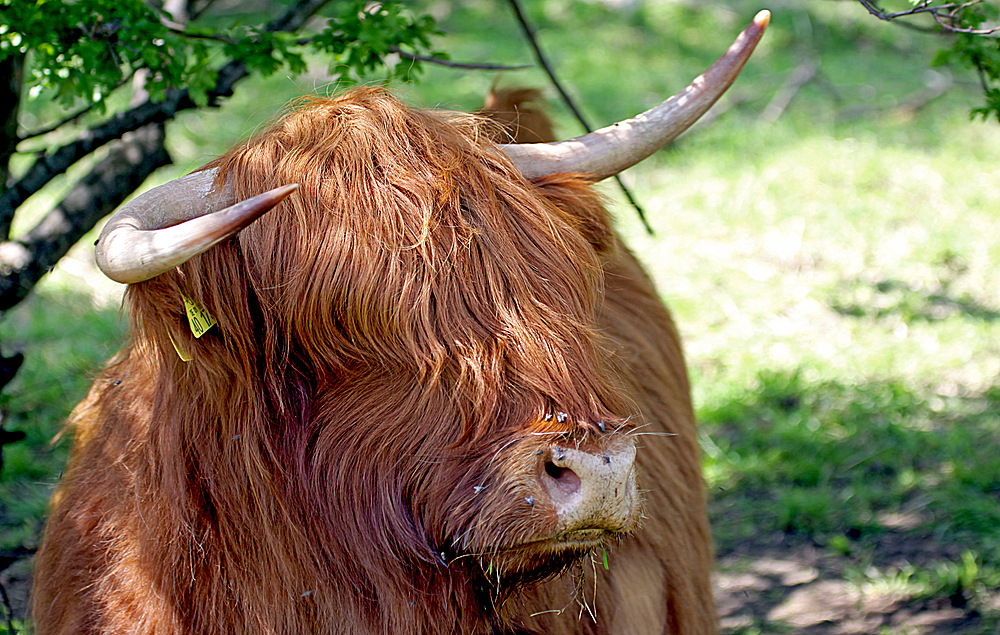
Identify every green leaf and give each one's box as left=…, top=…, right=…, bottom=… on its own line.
left=5, top=0, right=439, bottom=111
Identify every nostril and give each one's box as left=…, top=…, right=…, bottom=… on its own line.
left=544, top=461, right=562, bottom=479
left=543, top=461, right=581, bottom=498
left=536, top=442, right=638, bottom=533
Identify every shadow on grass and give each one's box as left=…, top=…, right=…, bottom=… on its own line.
left=702, top=370, right=1000, bottom=634
left=830, top=277, right=1000, bottom=323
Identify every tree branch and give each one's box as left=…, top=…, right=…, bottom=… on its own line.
left=1, top=81, right=204, bottom=237
left=18, top=69, right=139, bottom=146
left=0, top=124, right=171, bottom=311
left=857, top=0, right=1000, bottom=34
left=267, top=0, right=332, bottom=33
left=504, top=0, right=653, bottom=234
left=189, top=0, right=222, bottom=21
left=0, top=0, right=334, bottom=244
left=164, top=24, right=238, bottom=44
left=858, top=0, right=951, bottom=20
left=0, top=53, right=23, bottom=204
left=386, top=46, right=531, bottom=71
left=760, top=61, right=819, bottom=124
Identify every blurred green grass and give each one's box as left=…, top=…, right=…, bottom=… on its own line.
left=0, top=289, right=123, bottom=550
left=2, top=0, right=999, bottom=631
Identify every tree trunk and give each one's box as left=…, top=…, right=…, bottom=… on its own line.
left=0, top=52, right=23, bottom=238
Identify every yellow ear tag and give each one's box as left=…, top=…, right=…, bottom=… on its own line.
left=168, top=331, right=194, bottom=362
left=181, top=294, right=217, bottom=338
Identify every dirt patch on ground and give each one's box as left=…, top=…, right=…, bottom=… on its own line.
left=714, top=533, right=998, bottom=634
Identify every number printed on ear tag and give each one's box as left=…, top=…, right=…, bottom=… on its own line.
left=181, top=294, right=217, bottom=338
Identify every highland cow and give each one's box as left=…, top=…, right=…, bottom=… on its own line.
left=32, top=13, right=768, bottom=635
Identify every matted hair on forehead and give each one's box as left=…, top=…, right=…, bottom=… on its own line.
left=196, top=88, right=625, bottom=425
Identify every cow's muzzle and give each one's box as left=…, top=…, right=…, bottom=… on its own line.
left=537, top=437, right=638, bottom=538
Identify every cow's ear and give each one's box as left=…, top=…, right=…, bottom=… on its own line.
left=532, top=174, right=615, bottom=253
left=479, top=87, right=556, bottom=145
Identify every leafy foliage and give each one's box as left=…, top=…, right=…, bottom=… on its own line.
left=858, top=1, right=1000, bottom=122
left=0, top=0, right=442, bottom=109
left=933, top=2, right=1000, bottom=121
left=1, top=0, right=181, bottom=107
left=314, top=1, right=441, bottom=82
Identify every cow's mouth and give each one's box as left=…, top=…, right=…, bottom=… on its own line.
left=551, top=527, right=608, bottom=547
left=503, top=527, right=624, bottom=559
left=468, top=528, right=620, bottom=589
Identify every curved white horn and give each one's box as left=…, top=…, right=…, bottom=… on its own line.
left=500, top=10, right=770, bottom=181
left=96, top=168, right=298, bottom=284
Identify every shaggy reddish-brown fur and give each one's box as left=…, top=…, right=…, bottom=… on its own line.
left=32, top=87, right=715, bottom=634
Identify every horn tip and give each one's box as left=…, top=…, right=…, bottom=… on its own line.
left=754, top=9, right=771, bottom=28
left=262, top=183, right=301, bottom=205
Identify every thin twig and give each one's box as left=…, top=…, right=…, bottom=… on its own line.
left=857, top=0, right=1000, bottom=34
left=386, top=46, right=531, bottom=71
left=759, top=61, right=818, bottom=124
left=292, top=36, right=531, bottom=71
left=504, top=0, right=654, bottom=235
left=164, top=24, right=237, bottom=44
left=975, top=56, right=991, bottom=93
left=188, top=0, right=221, bottom=21
left=858, top=0, right=953, bottom=20
left=931, top=9, right=1000, bottom=33
left=18, top=68, right=139, bottom=144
